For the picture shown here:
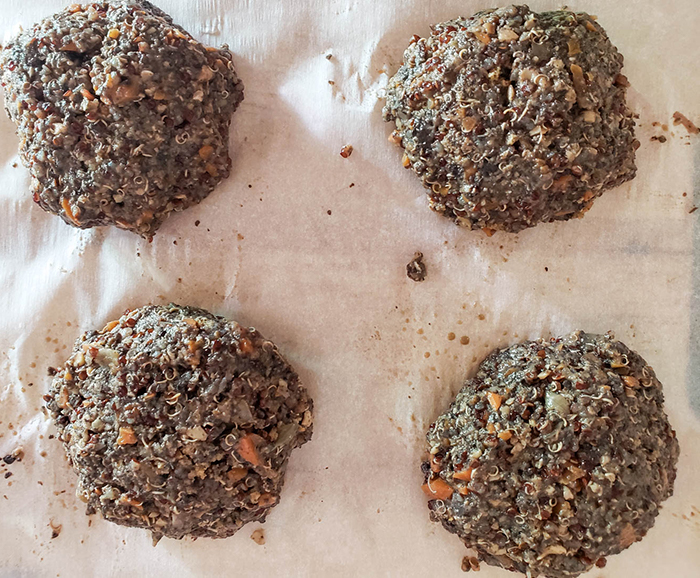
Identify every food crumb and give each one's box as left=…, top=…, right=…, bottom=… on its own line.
left=406, top=252, right=427, bottom=282
left=650, top=135, right=667, bottom=143
left=689, top=207, right=698, bottom=214
left=250, top=528, right=265, bottom=545
left=672, top=111, right=699, bottom=135
left=194, top=220, right=200, bottom=227
left=327, top=210, right=332, bottom=215
left=340, top=144, right=353, bottom=158
left=2, top=447, right=23, bottom=465
left=349, top=183, right=355, bottom=188
left=49, top=520, right=62, bottom=540
left=461, top=556, right=481, bottom=572
left=325, top=53, right=332, bottom=60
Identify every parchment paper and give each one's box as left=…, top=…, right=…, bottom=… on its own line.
left=1, top=1, right=698, bottom=576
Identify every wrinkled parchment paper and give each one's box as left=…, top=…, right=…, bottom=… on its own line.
left=1, top=1, right=699, bottom=576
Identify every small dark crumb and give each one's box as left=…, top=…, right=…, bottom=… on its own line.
left=349, top=183, right=355, bottom=188
left=237, top=233, right=244, bottom=240
left=173, top=240, right=177, bottom=245
left=325, top=53, right=332, bottom=60
left=12, top=162, right=17, bottom=168
left=406, top=251, right=427, bottom=282
left=49, top=521, right=62, bottom=540
left=3, top=448, right=23, bottom=465
left=250, top=528, right=265, bottom=545
left=596, top=558, right=607, bottom=568
left=327, top=210, right=332, bottom=215
left=194, top=220, right=200, bottom=227
left=650, top=135, right=667, bottom=143
left=328, top=80, right=335, bottom=85
left=683, top=192, right=687, bottom=197
left=545, top=267, right=549, bottom=272
left=48, top=435, right=54, bottom=439
left=673, top=111, right=699, bottom=135
left=248, top=184, right=252, bottom=188
left=689, top=207, right=698, bottom=214
left=340, top=144, right=353, bottom=158
left=4, top=472, right=12, bottom=479
left=47, top=366, right=58, bottom=376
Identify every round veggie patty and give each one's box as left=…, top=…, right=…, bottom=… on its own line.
left=423, top=331, right=678, bottom=577
left=383, top=6, right=637, bottom=234
left=46, top=304, right=313, bottom=542
left=0, top=1, right=244, bottom=237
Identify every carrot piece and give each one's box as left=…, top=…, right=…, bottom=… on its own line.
left=421, top=477, right=453, bottom=501
left=61, top=198, right=80, bottom=225
left=487, top=392, right=502, bottom=411
left=236, top=435, right=260, bottom=466
left=238, top=337, right=254, bottom=355
left=453, top=467, right=473, bottom=482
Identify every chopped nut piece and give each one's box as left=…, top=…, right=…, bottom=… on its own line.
left=250, top=529, right=265, bottom=545
left=498, top=28, right=519, bottom=42
left=117, top=427, right=137, bottom=445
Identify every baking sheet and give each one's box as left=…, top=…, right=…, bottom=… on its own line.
left=1, top=1, right=699, bottom=576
